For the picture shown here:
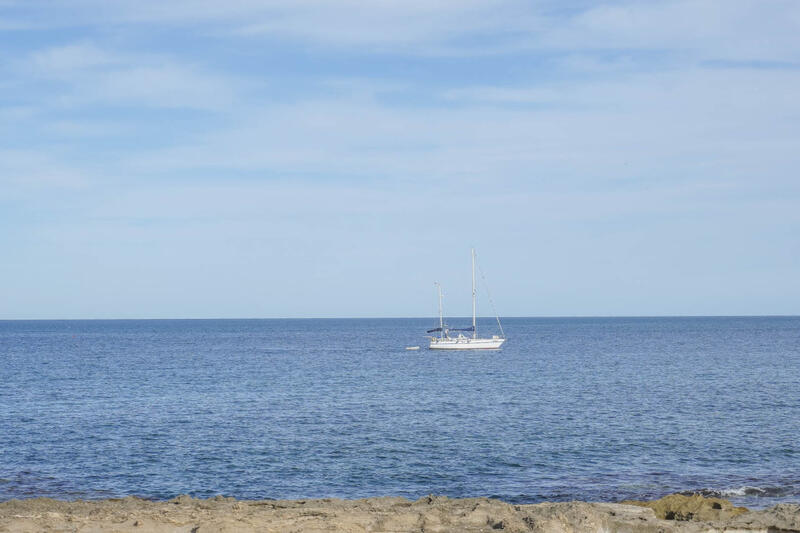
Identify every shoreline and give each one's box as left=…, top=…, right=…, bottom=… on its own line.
left=1, top=493, right=798, bottom=532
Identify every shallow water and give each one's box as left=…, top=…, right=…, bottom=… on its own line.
left=1, top=317, right=799, bottom=508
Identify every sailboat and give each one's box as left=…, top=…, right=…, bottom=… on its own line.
left=427, top=249, right=506, bottom=350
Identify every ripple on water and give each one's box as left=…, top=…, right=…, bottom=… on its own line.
left=1, top=317, right=799, bottom=508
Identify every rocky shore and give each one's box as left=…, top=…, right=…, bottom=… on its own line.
left=1, top=493, right=798, bottom=532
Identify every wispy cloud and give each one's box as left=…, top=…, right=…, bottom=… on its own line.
left=544, top=1, right=800, bottom=62
left=119, top=62, right=800, bottom=194
left=25, top=0, right=796, bottom=62
left=7, top=1, right=800, bottom=63
left=444, top=86, right=563, bottom=105
left=19, top=43, right=239, bottom=110
left=0, top=149, right=90, bottom=189
left=30, top=42, right=117, bottom=72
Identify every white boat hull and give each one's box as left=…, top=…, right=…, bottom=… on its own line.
left=429, top=337, right=505, bottom=350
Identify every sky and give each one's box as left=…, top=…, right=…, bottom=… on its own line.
left=1, top=0, right=799, bottom=319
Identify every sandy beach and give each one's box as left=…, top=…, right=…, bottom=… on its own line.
left=1, top=493, right=798, bottom=532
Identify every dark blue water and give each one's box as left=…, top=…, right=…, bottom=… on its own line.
left=1, top=317, right=799, bottom=509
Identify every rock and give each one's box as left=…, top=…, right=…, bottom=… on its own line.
left=726, top=503, right=800, bottom=531
left=621, top=493, right=749, bottom=521
left=170, top=494, right=195, bottom=505
left=0, top=493, right=797, bottom=532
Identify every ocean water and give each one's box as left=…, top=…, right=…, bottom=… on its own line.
left=1, top=317, right=799, bottom=509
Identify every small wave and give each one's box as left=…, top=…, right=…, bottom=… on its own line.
left=681, top=486, right=791, bottom=498
left=493, top=493, right=572, bottom=505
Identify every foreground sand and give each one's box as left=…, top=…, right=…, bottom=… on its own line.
left=1, top=493, right=798, bottom=532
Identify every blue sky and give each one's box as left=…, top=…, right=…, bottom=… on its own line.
left=1, top=0, right=799, bottom=319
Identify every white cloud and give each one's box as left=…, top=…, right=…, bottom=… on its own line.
left=124, top=63, right=800, bottom=185
left=30, top=42, right=116, bottom=72
left=0, top=149, right=90, bottom=189
left=444, top=86, right=563, bottom=105
left=545, top=0, right=800, bottom=62
left=92, top=65, right=236, bottom=109
left=12, top=0, right=799, bottom=62
left=7, top=0, right=543, bottom=54
left=230, top=0, right=540, bottom=51
left=40, top=119, right=129, bottom=138
left=21, top=43, right=238, bottom=110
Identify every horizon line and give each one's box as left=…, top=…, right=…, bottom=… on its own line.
left=1, top=314, right=799, bottom=322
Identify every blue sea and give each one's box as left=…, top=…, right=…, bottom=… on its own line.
left=1, top=317, right=799, bottom=509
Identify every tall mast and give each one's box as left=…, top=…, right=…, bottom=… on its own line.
left=435, top=282, right=444, bottom=340
left=471, top=248, right=477, bottom=339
